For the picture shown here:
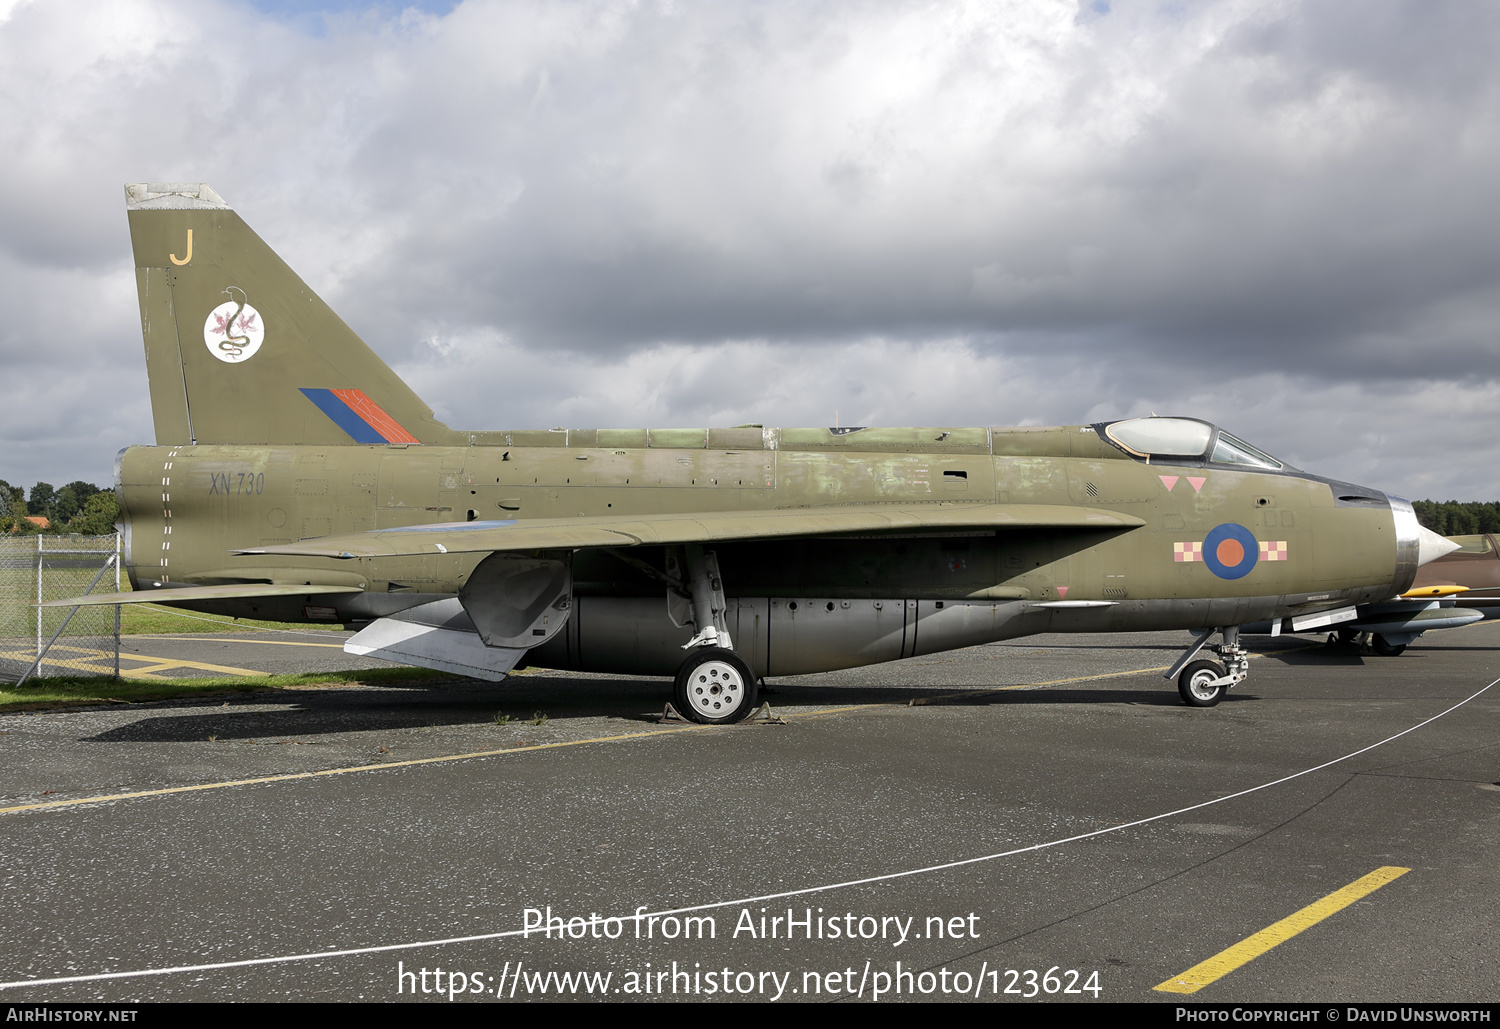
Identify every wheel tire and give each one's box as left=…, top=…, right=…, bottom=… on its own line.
left=1178, top=659, right=1227, bottom=708
left=675, top=648, right=759, bottom=724
left=1371, top=634, right=1407, bottom=657
left=1337, top=627, right=1360, bottom=645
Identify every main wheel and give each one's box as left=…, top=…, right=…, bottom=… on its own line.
left=1178, top=659, right=1228, bottom=707
left=675, top=648, right=758, bottom=724
left=1371, top=634, right=1407, bottom=656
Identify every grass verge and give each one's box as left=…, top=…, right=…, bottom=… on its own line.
left=0, top=667, right=455, bottom=712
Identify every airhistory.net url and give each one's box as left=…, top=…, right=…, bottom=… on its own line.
left=396, top=960, right=1103, bottom=1001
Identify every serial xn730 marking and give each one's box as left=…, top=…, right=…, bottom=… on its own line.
left=44, top=181, right=1463, bottom=723
left=207, top=471, right=265, bottom=496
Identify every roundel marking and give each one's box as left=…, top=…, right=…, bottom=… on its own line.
left=203, top=296, right=264, bottom=364
left=1202, top=522, right=1258, bottom=580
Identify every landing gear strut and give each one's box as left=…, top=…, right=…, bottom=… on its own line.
left=1165, top=626, right=1249, bottom=708
left=670, top=545, right=758, bottom=724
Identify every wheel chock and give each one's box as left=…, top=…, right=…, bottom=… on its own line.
left=658, top=700, right=784, bottom=725
left=659, top=702, right=691, bottom=723
left=744, top=702, right=786, bottom=725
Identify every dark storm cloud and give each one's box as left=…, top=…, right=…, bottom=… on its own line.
left=330, top=1, right=1500, bottom=366
left=0, top=0, right=1497, bottom=496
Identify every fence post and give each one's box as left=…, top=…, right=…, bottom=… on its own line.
left=114, top=530, right=122, bottom=680
left=35, top=534, right=42, bottom=663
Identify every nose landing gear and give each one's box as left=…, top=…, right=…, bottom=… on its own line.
left=1166, top=626, right=1249, bottom=707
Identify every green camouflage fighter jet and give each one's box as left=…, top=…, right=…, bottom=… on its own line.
left=46, top=182, right=1460, bottom=721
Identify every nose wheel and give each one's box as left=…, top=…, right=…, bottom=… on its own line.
left=1165, top=626, right=1248, bottom=707
left=674, top=648, right=759, bottom=724
left=1178, top=659, right=1229, bottom=707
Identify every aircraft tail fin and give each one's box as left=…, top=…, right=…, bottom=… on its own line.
left=125, top=183, right=458, bottom=446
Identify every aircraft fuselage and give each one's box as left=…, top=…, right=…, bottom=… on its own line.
left=116, top=424, right=1408, bottom=677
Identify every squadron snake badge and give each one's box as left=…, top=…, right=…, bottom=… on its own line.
left=203, top=287, right=264, bottom=363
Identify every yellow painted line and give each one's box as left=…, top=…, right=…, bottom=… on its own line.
left=2, top=646, right=264, bottom=678
left=0, top=727, right=710, bottom=816
left=110, top=665, right=227, bottom=681
left=9, top=648, right=231, bottom=681
left=781, top=703, right=886, bottom=721
left=119, top=656, right=268, bottom=677
left=0, top=654, right=116, bottom=675
left=111, top=666, right=187, bottom=681
left=915, top=665, right=1171, bottom=704
left=0, top=649, right=67, bottom=662
left=33, top=660, right=118, bottom=675
left=1154, top=866, right=1411, bottom=994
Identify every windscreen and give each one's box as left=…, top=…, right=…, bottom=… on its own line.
left=1209, top=432, right=1283, bottom=470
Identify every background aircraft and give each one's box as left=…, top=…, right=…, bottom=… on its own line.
left=47, top=183, right=1459, bottom=720
left=1244, top=534, right=1500, bottom=655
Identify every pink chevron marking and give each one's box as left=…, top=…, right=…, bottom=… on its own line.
left=1159, top=475, right=1178, bottom=491
left=1057, top=586, right=1069, bottom=598
left=1187, top=476, right=1206, bottom=493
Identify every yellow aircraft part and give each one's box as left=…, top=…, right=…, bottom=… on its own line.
left=1399, top=584, right=1469, bottom=598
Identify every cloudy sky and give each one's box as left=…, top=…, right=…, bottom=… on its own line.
left=2, top=0, right=1497, bottom=499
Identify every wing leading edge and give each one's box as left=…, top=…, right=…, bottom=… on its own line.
left=236, top=503, right=1146, bottom=560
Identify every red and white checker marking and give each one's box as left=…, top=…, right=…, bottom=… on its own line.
left=1177, top=540, right=1288, bottom=562
left=1259, top=540, right=1288, bottom=561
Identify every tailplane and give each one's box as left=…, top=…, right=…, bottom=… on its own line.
left=125, top=183, right=458, bottom=446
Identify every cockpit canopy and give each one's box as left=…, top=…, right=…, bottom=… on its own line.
left=1099, top=417, right=1284, bottom=471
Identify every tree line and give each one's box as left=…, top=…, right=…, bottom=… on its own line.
left=1, top=480, right=120, bottom=536
left=1408, top=500, right=1500, bottom=537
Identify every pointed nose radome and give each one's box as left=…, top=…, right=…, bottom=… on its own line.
left=1416, top=526, right=1462, bottom=566
left=1387, top=496, right=1458, bottom=596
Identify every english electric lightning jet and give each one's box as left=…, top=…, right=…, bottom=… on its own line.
left=46, top=183, right=1460, bottom=720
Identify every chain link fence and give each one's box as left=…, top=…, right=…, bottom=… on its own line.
left=0, top=534, right=120, bottom=683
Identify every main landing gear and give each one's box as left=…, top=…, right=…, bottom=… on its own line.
left=670, top=545, right=759, bottom=724
left=1165, top=626, right=1249, bottom=707
left=1329, top=627, right=1408, bottom=656
left=675, top=647, right=759, bottom=724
